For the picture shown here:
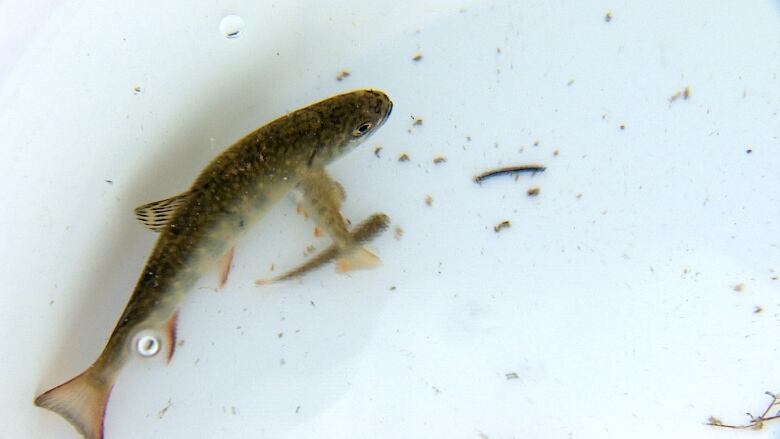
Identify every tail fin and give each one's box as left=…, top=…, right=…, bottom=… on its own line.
left=335, top=246, right=381, bottom=273
left=35, top=369, right=114, bottom=439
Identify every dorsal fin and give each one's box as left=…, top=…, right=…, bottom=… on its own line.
left=134, top=192, right=190, bottom=232
left=134, top=193, right=190, bottom=232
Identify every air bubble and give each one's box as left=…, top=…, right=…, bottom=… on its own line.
left=136, top=334, right=160, bottom=357
left=220, top=15, right=245, bottom=39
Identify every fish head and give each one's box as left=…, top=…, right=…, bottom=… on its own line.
left=309, top=89, right=393, bottom=166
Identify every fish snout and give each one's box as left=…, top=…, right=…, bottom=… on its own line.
left=384, top=99, right=393, bottom=122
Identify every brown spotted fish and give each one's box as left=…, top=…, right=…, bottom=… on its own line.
left=34, top=89, right=393, bottom=439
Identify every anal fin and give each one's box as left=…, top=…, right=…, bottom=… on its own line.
left=217, top=247, right=235, bottom=290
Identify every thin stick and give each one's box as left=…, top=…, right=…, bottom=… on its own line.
left=707, top=391, right=780, bottom=431
left=473, top=164, right=546, bottom=184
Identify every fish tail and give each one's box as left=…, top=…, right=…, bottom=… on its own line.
left=335, top=246, right=381, bottom=273
left=35, top=368, right=114, bottom=439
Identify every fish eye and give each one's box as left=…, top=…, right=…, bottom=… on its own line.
left=351, top=122, right=373, bottom=137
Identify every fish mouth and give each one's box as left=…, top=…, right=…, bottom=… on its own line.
left=381, top=100, right=393, bottom=124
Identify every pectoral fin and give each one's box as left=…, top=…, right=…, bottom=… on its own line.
left=217, top=247, right=235, bottom=290
left=134, top=192, right=191, bottom=232
left=165, top=311, right=180, bottom=363
left=256, top=213, right=390, bottom=285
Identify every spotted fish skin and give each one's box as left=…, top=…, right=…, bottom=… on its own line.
left=34, top=89, right=393, bottom=439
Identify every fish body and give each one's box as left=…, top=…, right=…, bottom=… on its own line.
left=35, top=89, right=393, bottom=439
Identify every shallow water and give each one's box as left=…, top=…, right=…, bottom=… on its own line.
left=2, top=1, right=780, bottom=438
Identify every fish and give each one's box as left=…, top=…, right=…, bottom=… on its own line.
left=34, top=89, right=393, bottom=439
left=294, top=167, right=382, bottom=272
left=256, top=212, right=391, bottom=285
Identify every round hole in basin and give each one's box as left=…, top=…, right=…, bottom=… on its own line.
left=220, top=15, right=245, bottom=39
left=136, top=334, right=160, bottom=357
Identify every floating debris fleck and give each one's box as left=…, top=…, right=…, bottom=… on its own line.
left=505, top=372, right=519, bottom=380
left=424, top=195, right=433, bottom=206
left=157, top=399, right=173, bottom=419
left=398, top=153, right=410, bottom=162
left=527, top=186, right=540, bottom=196
left=412, top=52, right=423, bottom=62
left=374, top=146, right=383, bottom=158
left=335, top=70, right=351, bottom=82
left=605, top=12, right=613, bottom=22
left=433, top=156, right=447, bottom=164
left=494, top=220, right=511, bottom=233
left=734, top=283, right=746, bottom=292
left=669, top=86, right=691, bottom=103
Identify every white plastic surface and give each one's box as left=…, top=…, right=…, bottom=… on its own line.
left=1, top=1, right=780, bottom=438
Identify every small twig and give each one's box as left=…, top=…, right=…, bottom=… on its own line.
left=708, top=391, right=780, bottom=431
left=473, top=164, right=546, bottom=184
